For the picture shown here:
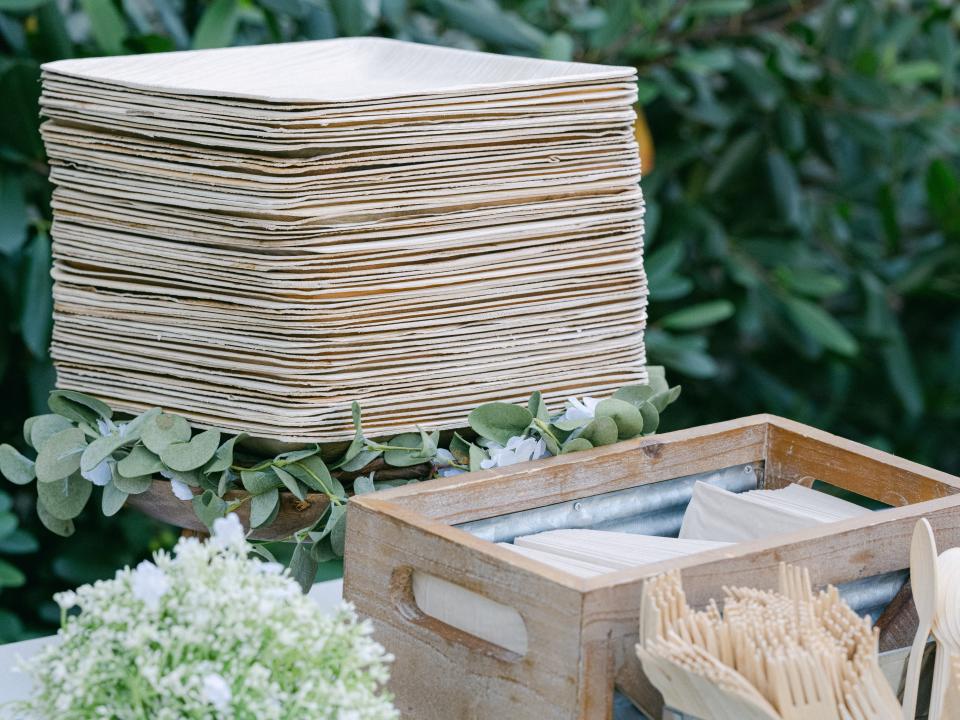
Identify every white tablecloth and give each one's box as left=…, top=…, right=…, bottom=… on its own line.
left=0, top=579, right=344, bottom=706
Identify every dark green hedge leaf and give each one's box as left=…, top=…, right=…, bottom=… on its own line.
left=660, top=300, right=735, bottom=330
left=784, top=297, right=859, bottom=357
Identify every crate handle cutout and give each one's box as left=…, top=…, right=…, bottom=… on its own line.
left=390, top=566, right=529, bottom=660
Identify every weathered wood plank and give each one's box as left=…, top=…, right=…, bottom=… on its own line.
left=344, top=499, right=586, bottom=720
left=372, top=415, right=771, bottom=524
left=765, top=417, right=960, bottom=501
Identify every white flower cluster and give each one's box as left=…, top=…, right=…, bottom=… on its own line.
left=12, top=515, right=398, bottom=720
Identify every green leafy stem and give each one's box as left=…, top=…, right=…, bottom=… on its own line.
left=0, top=370, right=680, bottom=591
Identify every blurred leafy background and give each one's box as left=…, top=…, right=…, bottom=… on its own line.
left=0, top=0, right=958, bottom=640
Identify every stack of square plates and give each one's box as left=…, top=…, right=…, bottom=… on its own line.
left=40, top=38, right=648, bottom=442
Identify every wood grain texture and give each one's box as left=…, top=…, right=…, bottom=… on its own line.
left=765, top=417, right=960, bottom=502
left=372, top=415, right=771, bottom=524
left=344, top=499, right=586, bottom=720
left=342, top=415, right=960, bottom=719
left=125, top=479, right=329, bottom=540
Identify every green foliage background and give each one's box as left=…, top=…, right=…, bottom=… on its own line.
left=0, top=0, right=958, bottom=640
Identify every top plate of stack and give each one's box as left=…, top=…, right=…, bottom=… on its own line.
left=40, top=38, right=648, bottom=443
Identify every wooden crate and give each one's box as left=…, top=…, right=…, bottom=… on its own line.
left=343, top=415, right=960, bottom=719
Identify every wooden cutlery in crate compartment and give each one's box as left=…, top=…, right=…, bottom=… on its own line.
left=343, top=415, right=960, bottom=719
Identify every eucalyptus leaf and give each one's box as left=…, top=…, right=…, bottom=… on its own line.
left=421, top=427, right=439, bottom=458
left=118, top=407, right=162, bottom=444
left=649, top=386, right=682, bottom=413
left=196, top=472, right=219, bottom=494
left=353, top=475, right=375, bottom=495
left=468, top=444, right=486, bottom=472
left=311, top=503, right=346, bottom=543
left=309, top=536, right=337, bottom=564
left=274, top=446, right=320, bottom=465
left=552, top=414, right=590, bottom=432
left=217, top=469, right=235, bottom=497
left=141, top=413, right=191, bottom=454
left=48, top=390, right=112, bottom=426
left=204, top=433, right=246, bottom=474
left=80, top=433, right=124, bottom=473
left=117, top=445, right=163, bottom=478
left=0, top=444, right=35, bottom=485
left=527, top=390, right=550, bottom=422
left=240, top=467, right=282, bottom=495
left=26, top=414, right=75, bottom=450
left=468, top=402, right=532, bottom=445
left=34, top=427, right=86, bottom=483
left=449, top=432, right=472, bottom=465
left=612, top=384, right=657, bottom=406
left=250, top=488, right=280, bottom=528
left=192, top=490, right=228, bottom=530
left=579, top=416, right=618, bottom=447
left=272, top=465, right=305, bottom=501
left=646, top=366, right=670, bottom=396
left=338, top=448, right=380, bottom=472
left=37, top=473, right=92, bottom=520
left=561, top=437, right=593, bottom=454
left=160, top=428, right=220, bottom=472
left=112, top=473, right=153, bottom=495
left=286, top=455, right=335, bottom=495
left=289, top=541, right=320, bottom=594
left=159, top=467, right=200, bottom=487
left=330, top=509, right=347, bottom=556
left=101, top=481, right=128, bottom=517
left=383, top=432, right=430, bottom=467
left=595, top=398, right=645, bottom=440
left=338, top=401, right=366, bottom=466
left=639, top=402, right=661, bottom=435
left=541, top=432, right=560, bottom=456
left=37, top=500, right=74, bottom=538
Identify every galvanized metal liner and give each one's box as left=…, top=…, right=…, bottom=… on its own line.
left=457, top=463, right=762, bottom=543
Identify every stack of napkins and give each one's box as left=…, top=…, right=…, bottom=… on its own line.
left=679, top=481, right=871, bottom=543
left=39, top=38, right=648, bottom=442
left=501, top=529, right=730, bottom=577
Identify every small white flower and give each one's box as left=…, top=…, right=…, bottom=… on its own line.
left=438, top=467, right=466, bottom=477
left=130, top=561, right=169, bottom=611
left=201, top=673, right=232, bottom=711
left=16, top=511, right=398, bottom=720
left=433, top=448, right=457, bottom=467
left=81, top=459, right=113, bottom=486
left=169, top=478, right=194, bottom=501
left=557, top=396, right=601, bottom=425
left=480, top=436, right=549, bottom=469
left=211, top=513, right=246, bottom=549
left=95, top=418, right=130, bottom=438
left=55, top=590, right=78, bottom=610
left=256, top=562, right=284, bottom=576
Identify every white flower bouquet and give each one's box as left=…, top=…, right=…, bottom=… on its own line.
left=9, top=515, right=398, bottom=720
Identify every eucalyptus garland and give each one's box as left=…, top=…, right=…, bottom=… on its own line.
left=0, top=370, right=680, bottom=590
